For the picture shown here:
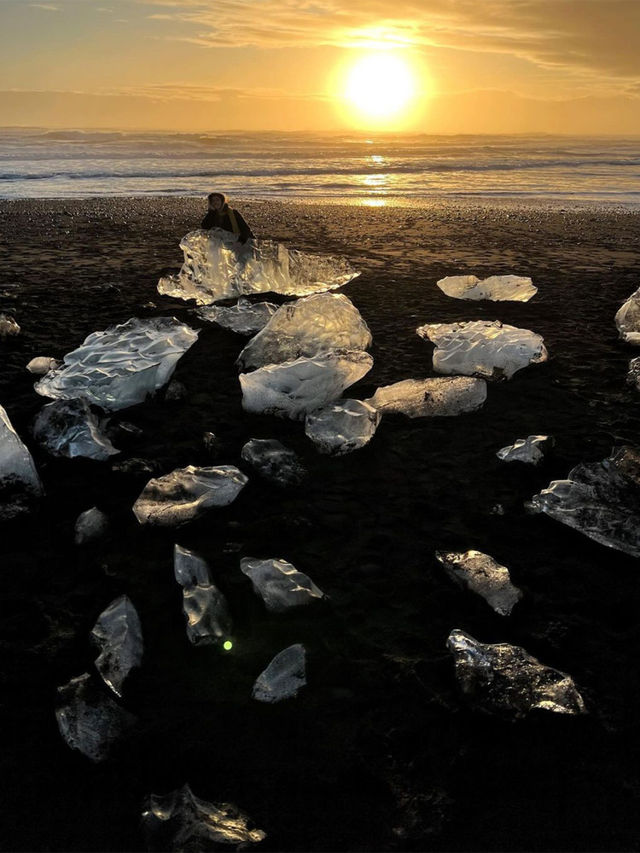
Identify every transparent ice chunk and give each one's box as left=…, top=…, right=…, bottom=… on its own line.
left=0, top=403, right=43, bottom=520
left=133, top=465, right=248, bottom=527
left=75, top=507, right=109, bottom=545
left=26, top=356, right=60, bottom=375
left=197, top=297, right=277, bottom=335
left=417, top=320, right=548, bottom=380
left=0, top=314, right=20, bottom=338
left=174, top=545, right=233, bottom=645
left=241, top=557, right=324, bottom=612
left=33, top=399, right=119, bottom=461
left=252, top=644, right=306, bottom=703
left=437, top=274, right=536, bottom=302
left=615, top=286, right=640, bottom=344
left=305, top=399, right=380, bottom=455
left=35, top=317, right=199, bottom=411
left=497, top=434, right=552, bottom=465
left=91, top=595, right=143, bottom=697
left=435, top=550, right=522, bottom=615
left=240, top=438, right=305, bottom=486
left=236, top=293, right=372, bottom=371
left=366, top=376, right=487, bottom=418
left=447, top=629, right=586, bottom=717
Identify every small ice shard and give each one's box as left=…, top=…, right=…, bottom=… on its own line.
left=240, top=349, right=373, bottom=420
left=366, top=376, right=487, bottom=418
left=33, top=399, right=119, bottom=461
left=165, top=380, right=186, bottom=402
left=141, top=784, right=266, bottom=851
left=202, top=431, right=222, bottom=457
left=197, top=297, right=278, bottom=335
left=26, top=356, right=60, bottom=375
left=627, top=356, right=640, bottom=389
left=112, top=457, right=158, bottom=478
left=0, top=314, right=20, bottom=338
left=133, top=465, right=248, bottom=527
left=528, top=445, right=640, bottom=557
left=241, top=557, right=324, bottom=612
left=55, top=672, right=136, bottom=762
left=417, top=320, right=548, bottom=380
left=615, top=286, right=640, bottom=344
left=158, top=229, right=359, bottom=305
left=305, top=399, right=379, bottom=455
left=174, top=545, right=233, bottom=645
left=240, top=438, right=305, bottom=486
left=91, top=595, right=143, bottom=697
left=75, top=507, right=109, bottom=545
left=447, top=629, right=586, bottom=717
left=435, top=550, right=522, bottom=615
left=35, top=317, right=199, bottom=411
left=252, top=644, right=307, bottom=703
left=437, top=274, right=536, bottom=302
left=497, top=434, right=553, bottom=465
left=236, top=293, right=372, bottom=371
left=0, top=403, right=43, bottom=520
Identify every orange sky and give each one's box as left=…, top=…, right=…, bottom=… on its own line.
left=1, top=0, right=639, bottom=133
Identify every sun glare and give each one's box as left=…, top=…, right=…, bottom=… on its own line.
left=343, top=53, right=417, bottom=125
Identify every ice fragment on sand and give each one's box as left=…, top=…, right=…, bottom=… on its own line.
left=528, top=445, right=640, bottom=557
left=141, top=784, right=266, bottom=851
left=75, top=507, right=109, bottom=545
left=0, top=314, right=20, bottom=338
left=0, top=403, right=43, bottom=520
left=33, top=399, right=119, bottom=461
left=133, top=465, right=248, bottom=527
left=174, top=545, right=233, bottom=645
left=435, top=550, right=522, bottom=615
left=241, top=557, right=324, bottom=612
left=615, top=287, right=640, bottom=344
left=627, top=357, right=640, bottom=390
left=35, top=317, right=198, bottom=411
left=55, top=672, right=135, bottom=762
left=252, top=644, right=306, bottom=703
left=26, top=356, right=60, bottom=375
left=158, top=229, right=359, bottom=305
left=305, top=399, right=379, bottom=455
left=447, top=629, right=585, bottom=717
left=240, top=438, right=305, bottom=486
left=165, top=380, right=186, bottom=402
left=437, top=274, right=536, bottom=302
left=197, top=297, right=277, bottom=335
left=418, top=320, right=547, bottom=380
left=91, top=595, right=143, bottom=697
left=236, top=293, right=372, bottom=371
left=366, top=376, right=487, bottom=418
left=240, top=350, right=373, bottom=420
left=497, top=435, right=552, bottom=465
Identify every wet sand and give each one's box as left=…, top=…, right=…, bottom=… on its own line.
left=1, top=197, right=640, bottom=851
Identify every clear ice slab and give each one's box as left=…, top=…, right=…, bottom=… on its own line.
left=75, top=507, right=110, bottom=545
left=305, top=399, right=380, bottom=455
left=35, top=316, right=199, bottom=411
left=497, top=434, right=552, bottom=465
left=240, top=438, right=305, bottom=486
left=240, top=349, right=373, bottom=420
left=0, top=403, right=43, bottom=520
left=236, top=293, right=372, bottom=371
left=437, top=274, right=536, bottom=302
left=435, top=550, right=522, bottom=616
left=366, top=376, right=487, bottom=418
left=133, top=465, right=248, bottom=527
left=417, top=320, right=548, bottom=380
left=240, top=557, right=324, bottom=612
left=615, top=286, right=640, bottom=344
left=158, top=228, right=359, bottom=305
left=55, top=672, right=136, bottom=762
left=196, top=297, right=277, bottom=335
left=528, top=445, right=640, bottom=557
left=33, top=399, right=119, bottom=461
left=91, top=595, right=143, bottom=697
left=252, top=644, right=307, bottom=703
left=447, top=629, right=586, bottom=717
left=174, top=545, right=233, bottom=645
left=141, top=784, right=266, bottom=851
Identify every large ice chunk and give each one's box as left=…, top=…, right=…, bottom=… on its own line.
left=0, top=403, right=43, bottom=520
left=133, top=465, right=248, bottom=527
left=141, top=784, right=266, bottom=851
left=35, top=317, right=199, bottom=411
left=240, top=557, right=324, bottom=612
left=437, top=274, right=536, bottom=302
left=435, top=550, right=522, bottom=615
left=528, top=445, right=640, bottom=557
left=196, top=297, right=277, bottom=335
left=91, top=595, right=143, bottom=697
left=240, top=350, right=373, bottom=420
left=366, top=377, right=487, bottom=418
left=252, top=644, right=307, bottom=703
left=33, top=399, right=119, bottom=461
left=240, top=438, right=305, bottom=486
left=615, top=287, right=640, bottom=344
left=158, top=229, right=359, bottom=305
left=417, top=320, right=548, bottom=380
left=497, top=435, right=552, bottom=465
left=55, top=672, right=136, bottom=762
left=305, top=399, right=380, bottom=455
left=174, top=545, right=233, bottom=645
left=447, top=629, right=586, bottom=717
left=236, top=293, right=372, bottom=371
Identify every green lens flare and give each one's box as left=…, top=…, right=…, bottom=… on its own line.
left=223, top=640, right=233, bottom=651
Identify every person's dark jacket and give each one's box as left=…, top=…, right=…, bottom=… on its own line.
left=201, top=205, right=255, bottom=244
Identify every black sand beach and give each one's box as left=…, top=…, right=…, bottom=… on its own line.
left=1, top=197, right=640, bottom=851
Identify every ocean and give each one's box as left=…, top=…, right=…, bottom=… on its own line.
left=0, top=128, right=639, bottom=204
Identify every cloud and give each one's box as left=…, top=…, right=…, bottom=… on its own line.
left=29, top=3, right=60, bottom=10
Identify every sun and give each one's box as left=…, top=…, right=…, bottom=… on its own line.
left=343, top=53, right=417, bottom=125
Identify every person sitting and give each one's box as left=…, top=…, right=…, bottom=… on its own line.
left=201, top=192, right=255, bottom=244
